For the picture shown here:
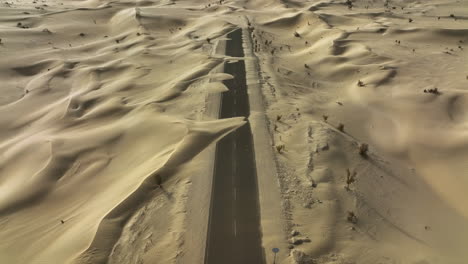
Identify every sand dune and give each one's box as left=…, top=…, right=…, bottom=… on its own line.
left=1, top=0, right=467, bottom=263
left=0, top=0, right=245, bottom=262
left=246, top=0, right=468, bottom=263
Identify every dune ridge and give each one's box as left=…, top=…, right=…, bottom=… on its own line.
left=1, top=0, right=468, bottom=263
left=245, top=0, right=468, bottom=263
left=0, top=0, right=245, bottom=263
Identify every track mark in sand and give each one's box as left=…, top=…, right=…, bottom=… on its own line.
left=204, top=28, right=265, bottom=264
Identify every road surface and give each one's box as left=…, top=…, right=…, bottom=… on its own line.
left=204, top=28, right=265, bottom=264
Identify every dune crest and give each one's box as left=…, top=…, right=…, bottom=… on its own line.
left=1, top=0, right=468, bottom=263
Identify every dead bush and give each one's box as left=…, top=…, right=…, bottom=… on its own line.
left=345, top=169, right=357, bottom=189
left=347, top=211, right=358, bottom=224
left=337, top=123, right=344, bottom=132
left=358, top=143, right=369, bottom=157
left=276, top=144, right=285, bottom=153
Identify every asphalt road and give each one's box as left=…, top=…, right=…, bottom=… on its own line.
left=204, top=28, right=265, bottom=264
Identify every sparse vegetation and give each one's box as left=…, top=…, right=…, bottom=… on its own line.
left=276, top=144, right=285, bottom=153
left=322, top=115, right=328, bottom=122
left=294, top=31, right=300, bottom=38
left=347, top=211, right=358, bottom=224
left=408, top=18, right=413, bottom=23
left=345, top=168, right=357, bottom=189
left=357, top=80, right=364, bottom=87
left=276, top=115, right=282, bottom=121
left=321, top=142, right=329, bottom=151
left=79, top=33, right=85, bottom=37
left=311, top=180, right=317, bottom=188
left=337, top=123, right=344, bottom=132
left=423, top=88, right=440, bottom=95
left=358, top=143, right=369, bottom=157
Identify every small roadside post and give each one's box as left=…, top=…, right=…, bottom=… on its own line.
left=272, top=247, right=279, bottom=264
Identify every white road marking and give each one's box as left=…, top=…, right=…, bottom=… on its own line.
left=232, top=141, right=237, bottom=187
left=233, top=218, right=237, bottom=237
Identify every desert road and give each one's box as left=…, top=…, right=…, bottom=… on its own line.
left=204, top=28, right=265, bottom=264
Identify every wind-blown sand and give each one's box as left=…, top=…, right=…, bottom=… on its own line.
left=0, top=0, right=467, bottom=263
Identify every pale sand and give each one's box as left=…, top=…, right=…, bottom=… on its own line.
left=0, top=0, right=467, bottom=263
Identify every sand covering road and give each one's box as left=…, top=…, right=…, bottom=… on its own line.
left=0, top=0, right=467, bottom=263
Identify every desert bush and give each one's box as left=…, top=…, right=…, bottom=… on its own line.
left=276, top=144, right=285, bottom=153
left=424, top=88, right=440, bottom=94
left=276, top=115, right=282, bottom=121
left=345, top=169, right=357, bottom=189
left=358, top=143, right=369, bottom=156
left=337, top=123, right=344, bottom=132
left=347, top=211, right=358, bottom=224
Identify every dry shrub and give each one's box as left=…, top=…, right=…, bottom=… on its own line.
left=346, top=169, right=357, bottom=189
left=358, top=143, right=369, bottom=157
left=337, top=123, right=344, bottom=132
left=276, top=144, right=285, bottom=153
left=347, top=211, right=358, bottom=224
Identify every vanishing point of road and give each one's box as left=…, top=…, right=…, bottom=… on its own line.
left=204, top=28, right=265, bottom=264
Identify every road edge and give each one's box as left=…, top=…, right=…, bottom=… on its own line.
left=179, top=39, right=226, bottom=264
left=242, top=27, right=289, bottom=263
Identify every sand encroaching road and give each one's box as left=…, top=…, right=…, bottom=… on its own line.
left=0, top=1, right=245, bottom=263
left=1, top=0, right=468, bottom=263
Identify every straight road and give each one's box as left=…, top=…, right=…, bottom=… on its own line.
left=204, top=28, right=265, bottom=264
